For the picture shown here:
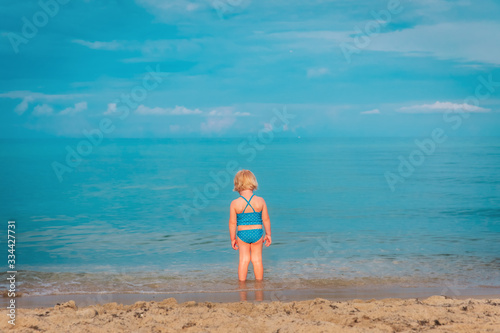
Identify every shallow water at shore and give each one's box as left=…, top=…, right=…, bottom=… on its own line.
left=1, top=137, right=499, bottom=297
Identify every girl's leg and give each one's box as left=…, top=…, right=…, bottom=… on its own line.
left=250, top=237, right=264, bottom=280
left=254, top=279, right=264, bottom=301
left=238, top=280, right=248, bottom=301
left=238, top=237, right=251, bottom=281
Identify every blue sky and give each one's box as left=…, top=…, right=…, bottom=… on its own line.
left=1, top=0, right=499, bottom=138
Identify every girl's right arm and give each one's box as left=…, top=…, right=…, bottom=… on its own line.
left=261, top=199, right=272, bottom=247
left=228, top=201, right=238, bottom=250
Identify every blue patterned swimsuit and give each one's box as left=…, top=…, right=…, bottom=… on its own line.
left=236, top=194, right=264, bottom=244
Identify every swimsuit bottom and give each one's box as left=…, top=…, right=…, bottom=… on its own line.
left=237, top=228, right=263, bottom=244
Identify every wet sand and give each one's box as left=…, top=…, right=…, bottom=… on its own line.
left=3, top=285, right=499, bottom=309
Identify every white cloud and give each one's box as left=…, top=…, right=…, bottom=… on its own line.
left=170, top=106, right=202, bottom=115
left=366, top=21, right=500, bottom=65
left=104, top=103, right=117, bottom=115
left=306, top=67, right=330, bottom=78
left=72, top=39, right=122, bottom=50
left=208, top=107, right=250, bottom=117
left=133, top=105, right=251, bottom=117
left=72, top=39, right=199, bottom=54
left=136, top=0, right=196, bottom=12
left=14, top=96, right=34, bottom=115
left=0, top=91, right=85, bottom=101
left=136, top=0, right=250, bottom=22
left=360, top=109, right=380, bottom=115
left=0, top=91, right=87, bottom=115
left=262, top=20, right=500, bottom=65
left=398, top=101, right=490, bottom=113
left=135, top=105, right=203, bottom=115
left=59, top=102, right=88, bottom=115
left=33, top=104, right=54, bottom=116
left=72, top=38, right=201, bottom=63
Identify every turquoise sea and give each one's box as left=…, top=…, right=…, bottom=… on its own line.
left=1, top=137, right=499, bottom=297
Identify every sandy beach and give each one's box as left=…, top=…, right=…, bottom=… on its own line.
left=2, top=295, right=499, bottom=332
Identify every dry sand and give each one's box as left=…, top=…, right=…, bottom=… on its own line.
left=1, top=295, right=499, bottom=332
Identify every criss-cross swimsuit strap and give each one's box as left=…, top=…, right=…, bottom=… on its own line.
left=240, top=194, right=256, bottom=213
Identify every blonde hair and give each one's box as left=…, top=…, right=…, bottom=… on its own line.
left=233, top=169, right=258, bottom=192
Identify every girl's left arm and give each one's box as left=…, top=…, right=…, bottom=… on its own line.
left=261, top=200, right=272, bottom=247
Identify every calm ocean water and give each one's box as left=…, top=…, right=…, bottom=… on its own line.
left=1, top=137, right=499, bottom=296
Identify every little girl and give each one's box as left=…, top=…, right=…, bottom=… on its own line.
left=229, top=170, right=272, bottom=281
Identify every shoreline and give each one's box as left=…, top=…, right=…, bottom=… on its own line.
left=3, top=285, right=499, bottom=309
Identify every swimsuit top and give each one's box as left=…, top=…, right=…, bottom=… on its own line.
left=236, top=194, right=263, bottom=226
